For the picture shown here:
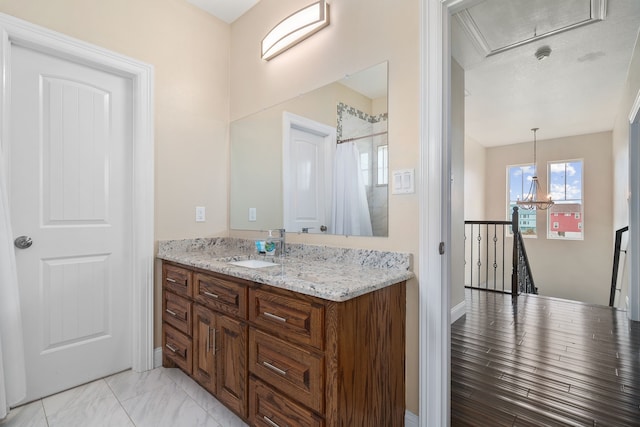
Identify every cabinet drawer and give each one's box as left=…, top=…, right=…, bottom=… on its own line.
left=249, top=378, right=324, bottom=427
left=249, top=288, right=324, bottom=350
left=163, top=291, right=192, bottom=335
left=163, top=263, right=193, bottom=297
left=195, top=273, right=247, bottom=318
left=163, top=324, right=193, bottom=375
left=249, top=328, right=324, bottom=413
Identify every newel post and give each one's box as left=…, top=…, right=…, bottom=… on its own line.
left=511, top=207, right=519, bottom=297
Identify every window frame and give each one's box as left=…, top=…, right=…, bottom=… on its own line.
left=547, top=158, right=584, bottom=240
left=506, top=163, right=537, bottom=237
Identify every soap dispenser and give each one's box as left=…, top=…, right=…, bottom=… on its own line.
left=265, top=230, right=276, bottom=256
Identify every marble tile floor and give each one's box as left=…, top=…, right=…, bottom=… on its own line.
left=0, top=367, right=249, bottom=427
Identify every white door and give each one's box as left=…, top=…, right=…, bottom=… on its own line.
left=283, top=113, right=335, bottom=234
left=9, top=44, right=133, bottom=401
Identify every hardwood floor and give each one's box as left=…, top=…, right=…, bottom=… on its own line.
left=451, top=289, right=640, bottom=426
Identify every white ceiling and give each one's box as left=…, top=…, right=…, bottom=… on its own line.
left=186, top=0, right=260, bottom=23
left=452, top=0, right=640, bottom=146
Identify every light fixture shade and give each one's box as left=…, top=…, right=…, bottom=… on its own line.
left=261, top=0, right=329, bottom=61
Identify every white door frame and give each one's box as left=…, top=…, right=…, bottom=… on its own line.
left=419, top=1, right=472, bottom=425
left=628, top=90, right=640, bottom=321
left=0, top=13, right=155, bottom=372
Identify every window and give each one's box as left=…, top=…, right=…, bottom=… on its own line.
left=507, top=164, right=536, bottom=236
left=548, top=160, right=583, bottom=240
left=376, top=145, right=388, bottom=186
left=360, top=152, right=370, bottom=186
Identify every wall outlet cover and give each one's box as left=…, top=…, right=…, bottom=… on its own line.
left=195, top=206, right=206, bottom=222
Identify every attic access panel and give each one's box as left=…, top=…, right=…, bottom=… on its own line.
left=456, top=0, right=606, bottom=57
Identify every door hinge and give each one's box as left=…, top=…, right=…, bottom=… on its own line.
left=439, top=241, right=445, bottom=255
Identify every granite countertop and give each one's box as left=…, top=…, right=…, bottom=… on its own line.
left=157, top=238, right=414, bottom=302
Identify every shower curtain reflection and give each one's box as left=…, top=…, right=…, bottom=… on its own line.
left=334, top=102, right=388, bottom=236
left=331, top=141, right=373, bottom=236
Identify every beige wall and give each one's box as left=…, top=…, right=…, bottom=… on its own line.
left=464, top=136, right=486, bottom=221
left=451, top=59, right=466, bottom=311
left=230, top=0, right=421, bottom=414
left=613, top=32, right=640, bottom=230
left=611, top=31, right=640, bottom=307
left=0, top=0, right=231, bottom=365
left=485, top=131, right=614, bottom=305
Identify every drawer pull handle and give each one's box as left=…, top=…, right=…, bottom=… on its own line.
left=203, top=291, right=219, bottom=299
left=165, top=343, right=179, bottom=353
left=165, top=308, right=178, bottom=317
left=263, top=312, right=287, bottom=323
left=263, top=361, right=287, bottom=376
left=263, top=416, right=282, bottom=427
left=166, top=278, right=177, bottom=283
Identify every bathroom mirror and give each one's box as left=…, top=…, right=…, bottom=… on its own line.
left=230, top=61, right=388, bottom=236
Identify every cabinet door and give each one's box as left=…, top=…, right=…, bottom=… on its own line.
left=217, top=315, right=248, bottom=418
left=193, top=305, right=216, bottom=393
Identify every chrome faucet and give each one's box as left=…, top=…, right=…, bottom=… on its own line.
left=267, top=228, right=286, bottom=256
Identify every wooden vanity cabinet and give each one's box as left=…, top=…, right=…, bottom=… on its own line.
left=162, top=262, right=249, bottom=419
left=248, top=282, right=406, bottom=427
left=162, top=260, right=406, bottom=427
left=162, top=263, right=194, bottom=373
left=193, top=304, right=247, bottom=416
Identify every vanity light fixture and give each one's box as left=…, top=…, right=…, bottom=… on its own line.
left=261, top=0, right=330, bottom=61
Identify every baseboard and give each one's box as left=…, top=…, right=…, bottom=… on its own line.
left=405, top=410, right=419, bottom=427
left=154, top=347, right=162, bottom=368
left=451, top=299, right=466, bottom=323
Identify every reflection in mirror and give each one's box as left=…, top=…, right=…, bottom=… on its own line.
left=230, top=61, right=388, bottom=236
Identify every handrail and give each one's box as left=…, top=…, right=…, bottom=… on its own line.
left=609, top=226, right=629, bottom=307
left=515, top=230, right=537, bottom=294
left=511, top=206, right=536, bottom=296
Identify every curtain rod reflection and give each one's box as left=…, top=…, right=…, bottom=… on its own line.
left=336, top=131, right=388, bottom=144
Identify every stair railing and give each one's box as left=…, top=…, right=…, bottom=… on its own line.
left=511, top=207, right=537, bottom=295
left=609, top=226, right=629, bottom=307
left=465, top=207, right=537, bottom=296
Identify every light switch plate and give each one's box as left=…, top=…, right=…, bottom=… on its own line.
left=249, top=207, right=257, bottom=222
left=195, top=206, right=206, bottom=222
left=392, top=169, right=415, bottom=194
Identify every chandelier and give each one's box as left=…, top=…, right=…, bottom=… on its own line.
left=516, top=128, right=554, bottom=210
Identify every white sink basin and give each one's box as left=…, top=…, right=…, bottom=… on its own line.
left=228, top=259, right=279, bottom=269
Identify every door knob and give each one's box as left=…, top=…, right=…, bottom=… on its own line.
left=14, top=236, right=33, bottom=249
